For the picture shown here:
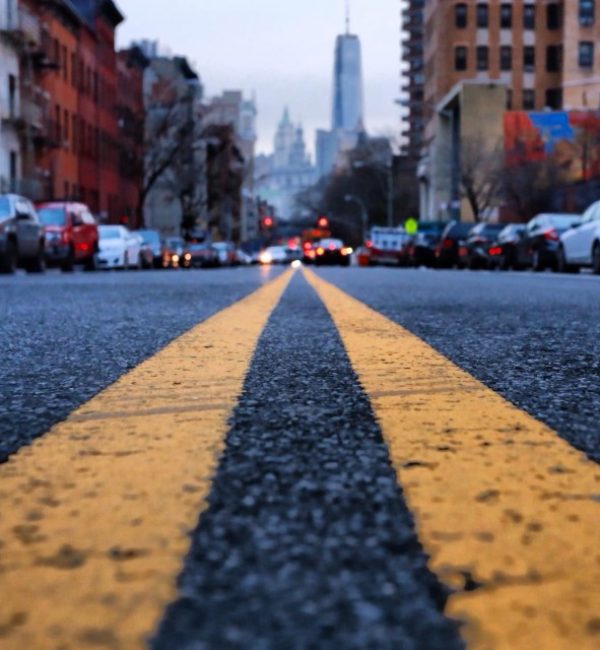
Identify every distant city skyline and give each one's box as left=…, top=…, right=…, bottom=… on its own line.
left=116, top=0, right=400, bottom=155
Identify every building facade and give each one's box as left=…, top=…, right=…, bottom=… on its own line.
left=419, top=0, right=600, bottom=220
left=116, top=46, right=147, bottom=228
left=400, top=0, right=425, bottom=162
left=205, top=90, right=257, bottom=241
left=256, top=108, right=316, bottom=221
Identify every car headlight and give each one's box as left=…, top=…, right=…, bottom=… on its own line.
left=259, top=252, right=273, bottom=264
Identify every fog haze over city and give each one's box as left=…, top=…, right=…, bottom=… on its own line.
left=117, top=0, right=401, bottom=153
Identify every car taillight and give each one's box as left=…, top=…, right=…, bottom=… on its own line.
left=442, top=238, right=453, bottom=249
left=489, top=247, right=502, bottom=256
left=543, top=228, right=559, bottom=242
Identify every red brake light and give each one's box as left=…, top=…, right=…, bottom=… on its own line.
left=442, top=238, right=453, bottom=249
left=543, top=228, right=559, bottom=242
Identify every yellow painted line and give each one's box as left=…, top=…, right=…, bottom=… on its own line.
left=305, top=269, right=600, bottom=650
left=0, top=270, right=292, bottom=649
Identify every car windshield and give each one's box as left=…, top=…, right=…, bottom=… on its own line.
left=99, top=227, right=122, bottom=239
left=165, top=238, right=183, bottom=248
left=546, top=215, right=580, bottom=228
left=0, top=197, right=11, bottom=220
left=37, top=208, right=66, bottom=226
left=418, top=221, right=446, bottom=233
left=189, top=244, right=210, bottom=251
left=480, top=225, right=505, bottom=237
left=138, top=230, right=160, bottom=244
left=320, top=239, right=343, bottom=248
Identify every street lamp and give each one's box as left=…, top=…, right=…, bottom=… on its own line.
left=344, top=194, right=368, bottom=242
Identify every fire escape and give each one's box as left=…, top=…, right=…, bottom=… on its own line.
left=0, top=1, right=59, bottom=199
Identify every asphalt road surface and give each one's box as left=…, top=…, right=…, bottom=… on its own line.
left=0, top=266, right=598, bottom=649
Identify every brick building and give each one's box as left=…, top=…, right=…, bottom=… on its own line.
left=116, top=46, right=147, bottom=228
left=416, top=0, right=600, bottom=220
left=72, top=0, right=123, bottom=220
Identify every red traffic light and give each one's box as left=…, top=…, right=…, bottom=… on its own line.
left=317, top=216, right=329, bottom=229
left=262, top=216, right=274, bottom=228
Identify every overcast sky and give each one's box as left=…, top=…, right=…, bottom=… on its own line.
left=117, top=0, right=401, bottom=156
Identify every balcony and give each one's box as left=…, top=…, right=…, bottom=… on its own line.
left=0, top=5, right=41, bottom=50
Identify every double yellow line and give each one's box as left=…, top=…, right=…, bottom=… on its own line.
left=0, top=268, right=597, bottom=649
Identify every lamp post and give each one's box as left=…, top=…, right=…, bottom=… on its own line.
left=344, top=194, right=368, bottom=242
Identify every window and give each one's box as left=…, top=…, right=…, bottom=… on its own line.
left=476, top=46, right=489, bottom=70
left=8, top=74, right=16, bottom=117
left=547, top=4, right=562, bottom=29
left=523, top=89, right=535, bottom=109
left=500, top=46, right=512, bottom=70
left=546, top=45, right=562, bottom=72
left=455, top=46, right=468, bottom=70
left=476, top=3, right=488, bottom=28
left=523, top=5, right=536, bottom=29
left=500, top=4, right=512, bottom=28
left=55, top=105, right=61, bottom=141
left=580, top=0, right=595, bottom=26
left=455, top=4, right=467, bottom=28
left=63, top=109, right=69, bottom=145
left=545, top=88, right=563, bottom=109
left=524, top=46, right=536, bottom=71
left=579, top=41, right=594, bottom=67
left=506, top=89, right=513, bottom=109
left=62, top=46, right=67, bottom=80
left=71, top=53, right=77, bottom=87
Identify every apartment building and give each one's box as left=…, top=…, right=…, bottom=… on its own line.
left=400, top=0, right=425, bottom=162
left=418, top=0, right=600, bottom=220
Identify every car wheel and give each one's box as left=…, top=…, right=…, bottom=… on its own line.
left=532, top=250, right=545, bottom=272
left=26, top=244, right=46, bottom=274
left=0, top=239, right=18, bottom=274
left=557, top=245, right=579, bottom=274
left=84, top=253, right=98, bottom=272
left=592, top=243, right=600, bottom=275
left=61, top=247, right=75, bottom=272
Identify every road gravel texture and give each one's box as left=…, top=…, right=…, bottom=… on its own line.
left=153, top=272, right=464, bottom=650
left=318, top=268, right=600, bottom=464
left=0, top=268, right=280, bottom=463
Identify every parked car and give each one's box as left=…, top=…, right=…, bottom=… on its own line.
left=522, top=213, right=581, bottom=271
left=212, top=241, right=237, bottom=267
left=37, top=202, right=98, bottom=272
left=435, top=221, right=474, bottom=268
left=458, top=223, right=506, bottom=269
left=137, top=229, right=162, bottom=269
left=97, top=225, right=142, bottom=270
left=235, top=249, right=253, bottom=266
left=161, top=236, right=186, bottom=269
left=259, top=245, right=290, bottom=265
left=407, top=221, right=447, bottom=267
left=314, top=238, right=352, bottom=267
left=367, top=226, right=410, bottom=266
left=0, top=194, right=45, bottom=274
left=558, top=200, right=600, bottom=274
left=182, top=243, right=220, bottom=269
left=488, top=224, right=527, bottom=270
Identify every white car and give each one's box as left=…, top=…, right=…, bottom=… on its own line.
left=259, top=246, right=290, bottom=265
left=97, top=226, right=142, bottom=270
left=559, top=200, right=600, bottom=273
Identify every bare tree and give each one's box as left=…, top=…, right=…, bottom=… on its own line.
left=459, top=135, right=504, bottom=222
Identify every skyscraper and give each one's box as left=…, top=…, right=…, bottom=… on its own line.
left=316, top=11, right=366, bottom=179
left=332, top=33, right=364, bottom=132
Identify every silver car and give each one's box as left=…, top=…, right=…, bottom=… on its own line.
left=0, top=194, right=45, bottom=274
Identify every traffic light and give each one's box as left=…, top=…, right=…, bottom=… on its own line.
left=262, top=216, right=274, bottom=228
left=317, top=216, right=329, bottom=229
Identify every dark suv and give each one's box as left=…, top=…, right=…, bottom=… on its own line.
left=0, top=194, right=45, bottom=274
left=37, top=202, right=99, bottom=271
left=435, top=221, right=474, bottom=268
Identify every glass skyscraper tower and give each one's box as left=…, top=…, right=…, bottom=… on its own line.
left=332, top=32, right=364, bottom=132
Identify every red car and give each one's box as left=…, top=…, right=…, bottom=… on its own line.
left=37, top=202, right=99, bottom=271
